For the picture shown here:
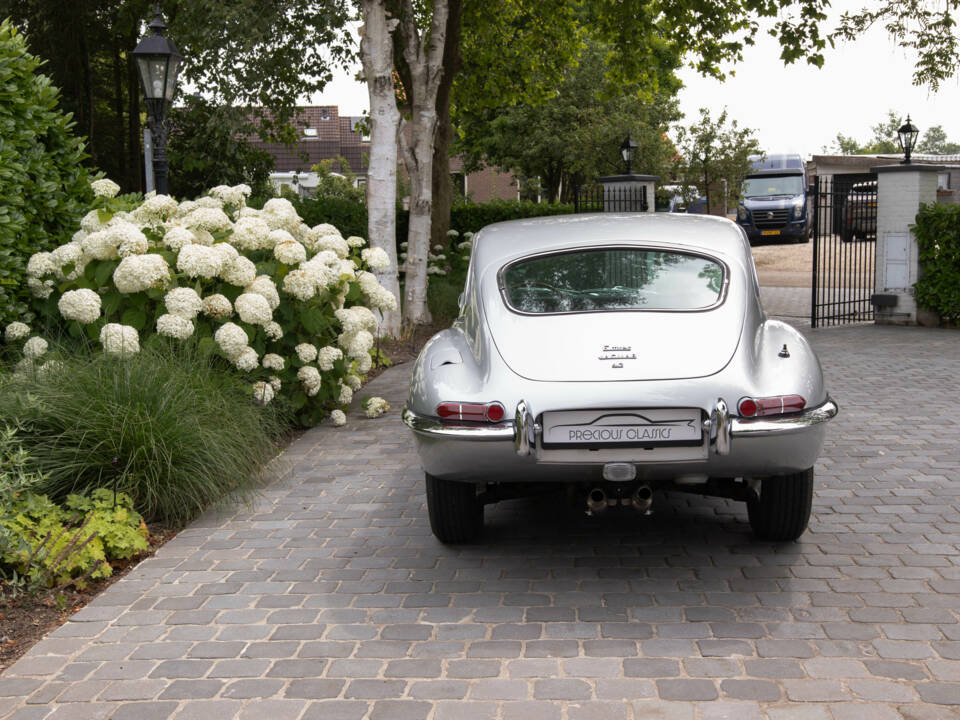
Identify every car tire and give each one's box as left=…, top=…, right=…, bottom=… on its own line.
left=425, top=473, right=483, bottom=543
left=747, top=467, right=814, bottom=541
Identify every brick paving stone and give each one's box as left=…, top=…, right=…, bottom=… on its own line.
left=4, top=327, right=960, bottom=719
left=656, top=679, right=718, bottom=701
left=170, top=699, right=244, bottom=720
left=106, top=702, right=180, bottom=720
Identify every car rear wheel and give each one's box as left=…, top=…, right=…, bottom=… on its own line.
left=747, top=467, right=814, bottom=541
left=425, top=473, right=483, bottom=543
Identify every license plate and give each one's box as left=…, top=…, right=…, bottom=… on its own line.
left=761, top=229, right=781, bottom=236
left=541, top=408, right=702, bottom=448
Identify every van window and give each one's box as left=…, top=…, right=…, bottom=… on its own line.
left=743, top=175, right=804, bottom=198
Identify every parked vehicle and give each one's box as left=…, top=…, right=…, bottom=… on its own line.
left=840, top=180, right=877, bottom=242
left=402, top=214, right=838, bottom=544
left=736, top=154, right=811, bottom=244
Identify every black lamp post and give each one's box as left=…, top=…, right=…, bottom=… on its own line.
left=897, top=115, right=919, bottom=165
left=131, top=8, right=182, bottom=194
left=620, top=135, right=638, bottom=175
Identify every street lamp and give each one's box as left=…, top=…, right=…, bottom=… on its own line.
left=897, top=115, right=919, bottom=165
left=131, top=8, right=182, bottom=194
left=620, top=135, right=638, bottom=175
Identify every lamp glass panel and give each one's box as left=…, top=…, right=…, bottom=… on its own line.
left=164, top=56, right=181, bottom=101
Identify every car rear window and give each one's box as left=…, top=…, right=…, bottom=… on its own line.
left=500, top=248, right=725, bottom=314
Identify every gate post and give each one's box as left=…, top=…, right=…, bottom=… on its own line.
left=597, top=173, right=658, bottom=212
left=871, top=164, right=945, bottom=325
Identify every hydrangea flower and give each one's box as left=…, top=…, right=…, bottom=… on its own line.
left=27, top=278, right=54, bottom=299
left=235, top=293, right=273, bottom=326
left=58, top=289, right=101, bottom=324
left=132, top=194, right=178, bottom=224
left=446, top=229, right=459, bottom=238
left=156, top=313, right=194, bottom=339
left=245, top=276, right=280, bottom=310
left=338, top=384, right=353, bottom=404
left=330, top=409, right=347, bottom=426
left=312, top=223, right=340, bottom=238
left=209, top=184, right=251, bottom=208
left=165, top=287, right=203, bottom=319
left=234, top=347, right=259, bottom=372
left=267, top=375, right=282, bottom=393
left=23, top=336, right=48, bottom=359
left=221, top=256, right=257, bottom=286
left=214, top=322, right=248, bottom=359
left=51, top=243, right=84, bottom=278
left=201, top=294, right=233, bottom=320
left=262, top=353, right=285, bottom=371
left=26, top=252, right=56, bottom=278
left=282, top=268, right=316, bottom=301
left=295, top=344, right=318, bottom=363
left=91, top=178, right=120, bottom=198
left=162, top=226, right=194, bottom=252
left=298, top=366, right=322, bottom=396
left=274, top=238, right=307, bottom=265
left=346, top=235, right=366, bottom=248
left=357, top=271, right=398, bottom=311
left=262, top=198, right=300, bottom=230
left=184, top=206, right=232, bottom=233
left=113, top=255, right=171, bottom=294
left=316, top=345, right=343, bottom=371
left=177, top=244, right=223, bottom=279
left=361, top=246, right=390, bottom=271
left=231, top=215, right=272, bottom=251
left=335, top=306, right=378, bottom=335
left=338, top=329, right=374, bottom=358
left=212, top=242, right=239, bottom=265
left=100, top=324, right=140, bottom=356
left=344, top=374, right=361, bottom=390
left=364, top=396, right=390, bottom=418
left=313, top=233, right=349, bottom=257
left=252, top=380, right=274, bottom=406
left=264, top=321, right=283, bottom=341
left=5, top=322, right=30, bottom=343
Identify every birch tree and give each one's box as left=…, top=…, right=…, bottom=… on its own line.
left=358, top=1, right=403, bottom=336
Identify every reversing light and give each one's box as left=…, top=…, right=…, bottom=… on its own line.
left=738, top=395, right=806, bottom=417
left=436, top=401, right=506, bottom=423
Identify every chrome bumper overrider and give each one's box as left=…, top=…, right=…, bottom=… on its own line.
left=402, top=396, right=839, bottom=456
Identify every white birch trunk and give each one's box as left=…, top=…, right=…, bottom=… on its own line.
left=399, top=0, right=449, bottom=326
left=359, top=1, right=402, bottom=337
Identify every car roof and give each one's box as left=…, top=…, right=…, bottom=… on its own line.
left=472, top=213, right=750, bottom=271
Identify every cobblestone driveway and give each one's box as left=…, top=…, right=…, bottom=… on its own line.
left=1, top=324, right=959, bottom=720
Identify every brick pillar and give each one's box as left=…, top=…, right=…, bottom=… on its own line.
left=872, top=164, right=945, bottom=325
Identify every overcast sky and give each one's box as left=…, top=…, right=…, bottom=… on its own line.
left=310, top=5, right=960, bottom=160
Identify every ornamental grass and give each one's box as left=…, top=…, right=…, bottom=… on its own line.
left=0, top=342, right=288, bottom=526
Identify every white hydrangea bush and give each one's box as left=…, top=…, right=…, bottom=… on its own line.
left=26, top=180, right=397, bottom=426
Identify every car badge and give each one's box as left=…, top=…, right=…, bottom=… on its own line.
left=599, top=345, right=636, bottom=368
left=766, top=211, right=774, bottom=219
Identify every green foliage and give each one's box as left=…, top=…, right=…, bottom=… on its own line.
left=309, top=158, right=366, bottom=203
left=830, top=110, right=902, bottom=155
left=913, top=202, right=960, bottom=323
left=0, top=20, right=92, bottom=327
left=917, top=125, right=960, bottom=155
left=1, top=430, right=149, bottom=592
left=450, top=200, right=575, bottom=234
left=675, top=108, right=761, bottom=215
left=456, top=38, right=681, bottom=201
left=168, top=96, right=274, bottom=199
left=0, top=343, right=287, bottom=526
left=292, top=196, right=368, bottom=240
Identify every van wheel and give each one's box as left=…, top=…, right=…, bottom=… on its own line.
left=747, top=468, right=814, bottom=541
left=426, top=473, right=483, bottom=543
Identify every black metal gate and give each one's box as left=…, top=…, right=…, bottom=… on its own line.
left=811, top=173, right=878, bottom=327
left=574, top=184, right=648, bottom=213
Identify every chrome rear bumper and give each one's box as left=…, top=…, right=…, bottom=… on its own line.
left=402, top=397, right=839, bottom=451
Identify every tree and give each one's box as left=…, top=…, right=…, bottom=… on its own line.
left=675, top=108, right=761, bottom=215
left=360, top=0, right=832, bottom=326
left=456, top=38, right=681, bottom=202
left=917, top=125, right=960, bottom=155
left=0, top=0, right=353, bottom=192
left=834, top=2, right=960, bottom=90
left=166, top=97, right=274, bottom=199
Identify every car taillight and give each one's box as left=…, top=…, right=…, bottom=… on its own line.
left=738, top=395, right=805, bottom=417
left=436, top=401, right=506, bottom=423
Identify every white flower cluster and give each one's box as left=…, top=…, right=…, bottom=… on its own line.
left=177, top=244, right=223, bottom=279
left=316, top=346, right=342, bottom=371
left=156, top=313, right=194, bottom=339
left=100, top=324, right=139, bottom=355
left=262, top=353, right=285, bottom=371
left=357, top=271, right=398, bottom=311
left=297, top=366, right=322, bottom=396
left=209, top=184, right=251, bottom=208
left=91, top=178, right=120, bottom=198
left=113, top=255, right=171, bottom=294
left=165, top=287, right=202, bottom=319
left=235, top=293, right=273, bottom=326
left=23, top=337, right=48, bottom=359
left=5, top=322, right=30, bottom=343
left=330, top=409, right=347, bottom=426
left=252, top=380, right=274, bottom=406
left=295, top=343, right=318, bottom=363
left=361, top=247, right=390, bottom=271
left=364, top=397, right=390, bottom=418
left=202, top=294, right=233, bottom=319
left=58, top=289, right=101, bottom=324
left=346, top=236, right=366, bottom=248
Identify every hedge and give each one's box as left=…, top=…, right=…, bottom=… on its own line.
left=913, top=202, right=960, bottom=323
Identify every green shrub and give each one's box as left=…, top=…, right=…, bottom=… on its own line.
left=0, top=342, right=288, bottom=525
left=913, top=202, right=960, bottom=323
left=23, top=183, right=396, bottom=427
left=292, top=195, right=369, bottom=239
left=0, top=20, right=92, bottom=327
left=450, top=199, right=574, bottom=234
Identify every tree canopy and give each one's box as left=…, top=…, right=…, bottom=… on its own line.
left=830, top=110, right=960, bottom=155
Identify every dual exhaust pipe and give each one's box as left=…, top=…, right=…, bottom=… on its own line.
left=586, top=485, right=653, bottom=515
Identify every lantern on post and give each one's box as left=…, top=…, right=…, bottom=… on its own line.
left=897, top=115, right=919, bottom=165
left=620, top=135, right=638, bottom=175
left=131, top=8, right=182, bottom=194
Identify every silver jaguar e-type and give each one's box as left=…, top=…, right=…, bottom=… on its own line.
left=402, top=213, right=838, bottom=543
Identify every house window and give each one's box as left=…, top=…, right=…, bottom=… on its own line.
left=304, top=128, right=317, bottom=137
